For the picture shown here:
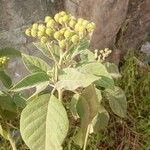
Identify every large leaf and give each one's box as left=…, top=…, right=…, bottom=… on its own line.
left=91, top=105, right=109, bottom=133
left=11, top=72, right=50, bottom=92
left=0, top=71, right=12, bottom=88
left=78, top=62, right=114, bottom=88
left=0, top=94, right=17, bottom=112
left=0, top=47, right=21, bottom=57
left=22, top=54, right=51, bottom=73
left=20, top=94, right=69, bottom=150
left=71, top=85, right=99, bottom=148
left=12, top=94, right=26, bottom=108
left=56, top=68, right=100, bottom=91
left=105, top=86, right=127, bottom=118
left=104, top=62, right=121, bottom=78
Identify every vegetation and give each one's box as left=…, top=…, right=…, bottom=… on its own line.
left=0, top=11, right=149, bottom=150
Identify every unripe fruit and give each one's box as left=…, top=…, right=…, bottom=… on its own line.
left=54, top=31, right=62, bottom=40
left=64, top=30, right=74, bottom=39
left=69, top=19, right=76, bottom=28
left=59, top=40, right=66, bottom=49
left=62, top=15, right=70, bottom=23
left=25, top=28, right=31, bottom=36
left=46, top=28, right=53, bottom=36
left=58, top=17, right=64, bottom=24
left=59, top=28, right=66, bottom=34
left=46, top=19, right=56, bottom=28
left=71, top=35, right=80, bottom=44
left=86, top=22, right=96, bottom=32
left=45, top=16, right=52, bottom=23
left=77, top=18, right=84, bottom=24
left=40, top=36, right=48, bottom=44
left=37, top=30, right=45, bottom=37
left=78, top=26, right=85, bottom=33
left=82, top=20, right=89, bottom=27
left=74, top=23, right=80, bottom=32
left=38, top=24, right=46, bottom=32
left=60, top=11, right=67, bottom=16
left=54, top=13, right=60, bottom=22
left=32, top=23, right=38, bottom=30
left=31, top=29, right=37, bottom=37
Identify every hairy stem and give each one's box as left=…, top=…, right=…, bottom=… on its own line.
left=8, top=132, right=17, bottom=150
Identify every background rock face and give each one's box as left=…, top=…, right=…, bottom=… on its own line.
left=65, top=0, right=129, bottom=49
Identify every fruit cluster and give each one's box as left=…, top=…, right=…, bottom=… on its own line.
left=94, top=48, right=112, bottom=62
left=25, top=11, right=96, bottom=50
left=0, top=56, right=9, bottom=68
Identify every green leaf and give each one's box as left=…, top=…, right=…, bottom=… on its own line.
left=0, top=94, right=17, bottom=112
left=0, top=71, right=12, bottom=88
left=104, top=62, right=121, bottom=78
left=91, top=105, right=109, bottom=132
left=33, top=42, right=52, bottom=59
left=78, top=62, right=114, bottom=88
left=13, top=94, right=26, bottom=108
left=105, top=86, right=127, bottom=118
left=56, top=68, right=100, bottom=91
left=20, top=94, right=69, bottom=150
left=80, top=49, right=95, bottom=62
left=0, top=124, right=8, bottom=140
left=22, top=54, right=51, bottom=73
left=72, top=85, right=99, bottom=147
left=11, top=72, right=50, bottom=92
left=0, top=47, right=21, bottom=57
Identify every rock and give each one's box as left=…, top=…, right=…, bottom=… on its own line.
left=65, top=0, right=129, bottom=49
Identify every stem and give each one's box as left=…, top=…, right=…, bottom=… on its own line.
left=8, top=132, right=17, bottom=150
left=83, top=124, right=90, bottom=150
left=58, top=89, right=63, bottom=101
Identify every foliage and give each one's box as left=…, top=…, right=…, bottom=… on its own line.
left=1, top=11, right=127, bottom=150
left=0, top=48, right=26, bottom=149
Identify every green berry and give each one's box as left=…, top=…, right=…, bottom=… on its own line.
left=74, top=23, right=80, bottom=32
left=32, top=23, right=38, bottom=30
left=37, top=30, right=45, bottom=37
left=64, top=30, right=74, bottom=39
left=82, top=20, right=89, bottom=27
left=78, top=26, right=86, bottom=33
left=62, top=15, right=70, bottom=23
left=71, top=35, right=80, bottom=44
left=86, top=22, right=96, bottom=32
left=54, top=31, right=62, bottom=40
left=46, top=28, right=54, bottom=36
left=31, top=29, right=37, bottom=37
left=25, top=28, right=31, bottom=36
left=59, top=28, right=67, bottom=34
left=38, top=24, right=46, bottom=32
left=60, top=11, right=67, bottom=16
left=40, top=36, right=48, bottom=44
left=59, top=40, right=66, bottom=49
left=58, top=17, right=64, bottom=24
left=77, top=18, right=84, bottom=24
left=54, top=13, right=60, bottom=22
left=45, top=16, right=52, bottom=23
left=69, top=19, right=76, bottom=28
left=46, top=19, right=56, bottom=28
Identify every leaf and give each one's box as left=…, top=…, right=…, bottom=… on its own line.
left=104, top=62, right=121, bottom=78
left=33, top=42, right=52, bottom=59
left=105, top=86, right=127, bottom=118
left=0, top=94, right=17, bottom=112
left=56, top=68, right=100, bottom=91
left=20, top=94, right=69, bottom=150
left=0, top=71, right=12, bottom=88
left=78, top=62, right=114, bottom=88
left=22, top=54, right=51, bottom=73
left=0, top=124, right=8, bottom=140
left=0, top=47, right=21, bottom=57
left=11, top=72, right=50, bottom=92
left=72, top=85, right=99, bottom=147
left=91, top=105, right=109, bottom=133
left=13, top=94, right=26, bottom=108
left=71, top=39, right=90, bottom=58
left=80, top=49, right=95, bottom=62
